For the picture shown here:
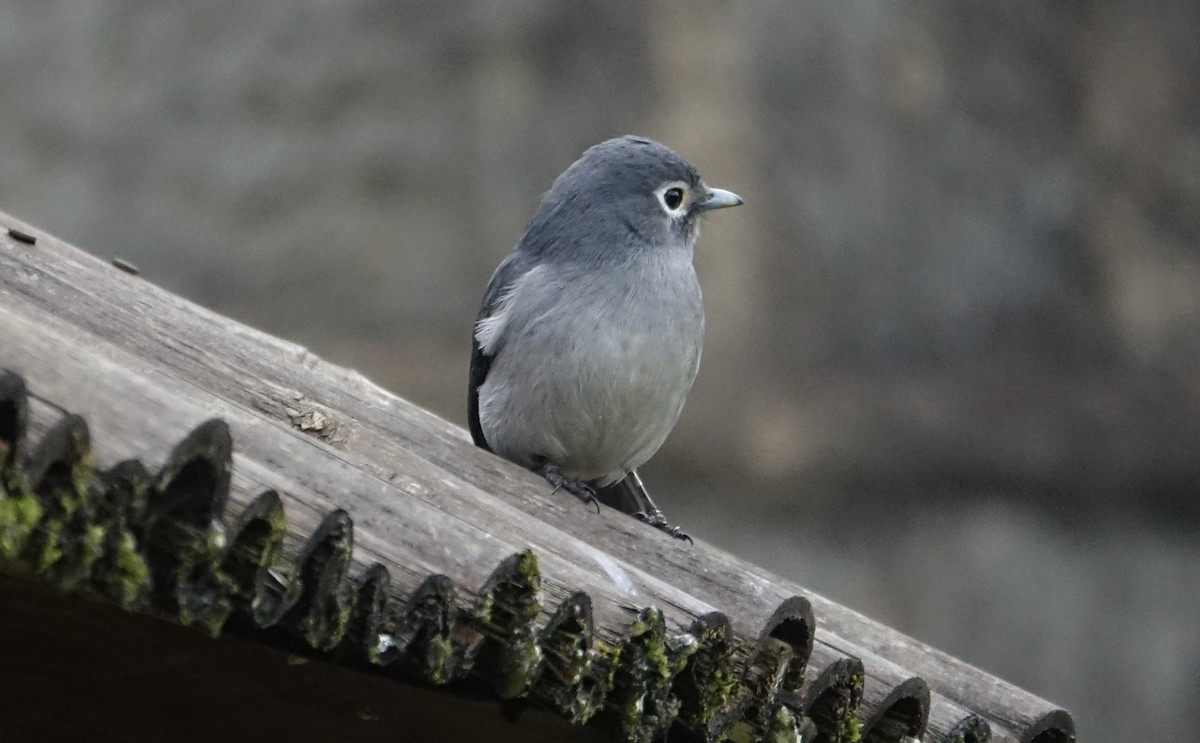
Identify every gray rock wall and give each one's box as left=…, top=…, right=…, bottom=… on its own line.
left=2, top=2, right=1197, bottom=739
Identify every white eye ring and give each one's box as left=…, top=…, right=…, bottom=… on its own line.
left=656, top=181, right=690, bottom=217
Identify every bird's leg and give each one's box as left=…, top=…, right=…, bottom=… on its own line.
left=623, top=471, right=692, bottom=543
left=534, top=460, right=600, bottom=514
left=634, top=503, right=692, bottom=543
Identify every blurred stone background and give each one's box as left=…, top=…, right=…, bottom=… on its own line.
left=2, top=2, right=1197, bottom=740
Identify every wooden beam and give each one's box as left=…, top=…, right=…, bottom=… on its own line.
left=0, top=212, right=1074, bottom=742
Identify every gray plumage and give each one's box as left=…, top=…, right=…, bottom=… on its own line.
left=468, top=135, right=741, bottom=537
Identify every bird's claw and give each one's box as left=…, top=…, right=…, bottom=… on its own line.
left=634, top=509, right=692, bottom=543
left=568, top=484, right=601, bottom=514
left=538, top=463, right=601, bottom=514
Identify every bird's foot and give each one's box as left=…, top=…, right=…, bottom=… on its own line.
left=536, top=462, right=600, bottom=514
left=634, top=508, right=692, bottom=543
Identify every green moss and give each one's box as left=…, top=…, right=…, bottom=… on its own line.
left=666, top=632, right=699, bottom=676
left=836, top=712, right=863, bottom=743
left=474, top=593, right=494, bottom=623
left=318, top=596, right=354, bottom=651
left=497, top=628, right=543, bottom=699
left=609, top=609, right=681, bottom=742
left=619, top=690, right=648, bottom=741
left=15, top=451, right=97, bottom=580
left=562, top=644, right=588, bottom=686
left=70, top=454, right=96, bottom=499
left=625, top=608, right=670, bottom=679
left=239, top=501, right=289, bottom=572
left=571, top=640, right=621, bottom=724
left=33, top=517, right=66, bottom=572
left=514, top=548, right=540, bottom=584
left=264, top=504, right=288, bottom=545
left=645, top=638, right=671, bottom=679
left=671, top=621, right=736, bottom=730
left=629, top=614, right=651, bottom=637
left=300, top=587, right=353, bottom=652
left=176, top=567, right=234, bottom=637
left=332, top=595, right=355, bottom=644
left=171, top=522, right=236, bottom=636
left=73, top=523, right=107, bottom=578
left=594, top=640, right=623, bottom=686
left=0, top=491, right=42, bottom=560
left=204, top=519, right=228, bottom=553
left=765, top=705, right=802, bottom=743
left=222, top=502, right=289, bottom=612
left=701, top=663, right=741, bottom=724
left=111, top=530, right=151, bottom=607
left=251, top=507, right=289, bottom=597
left=594, top=639, right=619, bottom=660
left=427, top=631, right=455, bottom=685
left=724, top=721, right=755, bottom=743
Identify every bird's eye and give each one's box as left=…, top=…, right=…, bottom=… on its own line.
left=663, top=187, right=684, bottom=210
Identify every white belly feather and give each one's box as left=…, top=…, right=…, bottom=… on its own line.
left=478, top=254, right=703, bottom=484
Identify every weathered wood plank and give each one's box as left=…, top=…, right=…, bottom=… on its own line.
left=2, top=289, right=713, bottom=650
left=1, top=230, right=809, bottom=740
left=0, top=212, right=1074, bottom=743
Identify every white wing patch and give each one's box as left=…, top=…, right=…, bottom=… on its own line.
left=474, top=267, right=536, bottom=355
left=474, top=305, right=509, bottom=356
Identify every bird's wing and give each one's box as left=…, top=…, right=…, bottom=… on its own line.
left=468, top=251, right=531, bottom=451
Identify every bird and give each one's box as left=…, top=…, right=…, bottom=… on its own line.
left=468, top=135, right=742, bottom=540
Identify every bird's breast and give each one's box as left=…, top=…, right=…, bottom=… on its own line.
left=479, top=252, right=704, bottom=483
left=570, top=257, right=704, bottom=387
left=541, top=258, right=703, bottom=476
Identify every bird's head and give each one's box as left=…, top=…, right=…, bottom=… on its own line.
left=523, top=135, right=742, bottom=263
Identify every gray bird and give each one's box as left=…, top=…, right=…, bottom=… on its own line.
left=468, top=135, right=742, bottom=540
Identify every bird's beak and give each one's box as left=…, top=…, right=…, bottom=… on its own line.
left=696, top=187, right=744, bottom=212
